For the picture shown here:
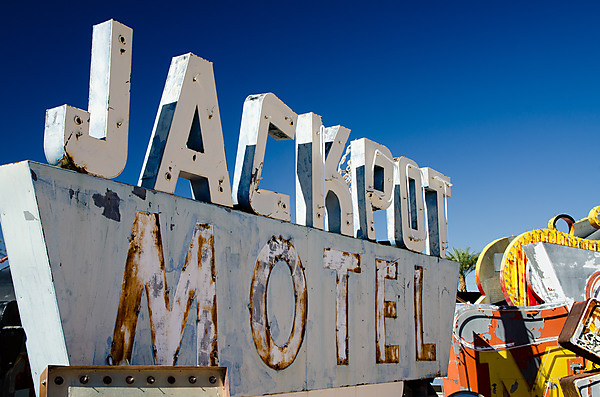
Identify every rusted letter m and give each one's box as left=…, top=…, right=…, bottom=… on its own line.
left=110, top=211, right=217, bottom=366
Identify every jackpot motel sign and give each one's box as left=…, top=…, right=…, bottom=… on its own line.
left=0, top=19, right=458, bottom=397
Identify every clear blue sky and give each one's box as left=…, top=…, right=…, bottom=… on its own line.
left=1, top=1, right=599, bottom=288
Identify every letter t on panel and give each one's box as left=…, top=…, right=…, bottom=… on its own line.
left=323, top=248, right=361, bottom=365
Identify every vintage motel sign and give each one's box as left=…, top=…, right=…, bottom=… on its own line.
left=0, top=162, right=457, bottom=397
left=1, top=19, right=458, bottom=397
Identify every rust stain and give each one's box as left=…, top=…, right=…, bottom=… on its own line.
left=340, top=251, right=360, bottom=365
left=111, top=212, right=156, bottom=364
left=196, top=226, right=218, bottom=366
left=249, top=236, right=307, bottom=370
left=414, top=265, right=436, bottom=361
left=384, top=301, right=397, bottom=318
left=111, top=213, right=218, bottom=367
left=58, top=151, right=89, bottom=174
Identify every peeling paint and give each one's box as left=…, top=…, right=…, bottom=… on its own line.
left=132, top=186, right=147, bottom=200
left=92, top=189, right=121, bottom=222
left=443, top=302, right=586, bottom=396
left=323, top=248, right=360, bottom=365
left=501, top=223, right=600, bottom=306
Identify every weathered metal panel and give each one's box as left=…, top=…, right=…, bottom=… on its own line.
left=500, top=225, right=600, bottom=306
left=0, top=161, right=458, bottom=397
left=524, top=243, right=600, bottom=304
left=560, top=370, right=600, bottom=397
left=475, top=236, right=514, bottom=304
left=558, top=299, right=600, bottom=364
left=443, top=303, right=589, bottom=396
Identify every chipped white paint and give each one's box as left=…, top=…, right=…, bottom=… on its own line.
left=44, top=20, right=132, bottom=179
left=323, top=249, right=360, bottom=365
left=232, top=93, right=298, bottom=221
left=524, top=242, right=568, bottom=304
left=138, top=54, right=233, bottom=207
left=524, top=242, right=600, bottom=304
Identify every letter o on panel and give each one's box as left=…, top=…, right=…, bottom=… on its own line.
left=250, top=237, right=308, bottom=370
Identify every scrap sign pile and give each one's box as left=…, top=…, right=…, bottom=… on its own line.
left=443, top=208, right=600, bottom=397
left=0, top=20, right=459, bottom=397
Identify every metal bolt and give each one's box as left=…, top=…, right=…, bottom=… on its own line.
left=165, top=172, right=172, bottom=180
left=147, top=376, right=155, bottom=384
left=209, top=376, right=217, bottom=384
left=54, top=376, right=64, bottom=385
left=167, top=376, right=176, bottom=384
left=103, top=376, right=112, bottom=385
left=116, top=121, right=122, bottom=128
left=79, top=375, right=89, bottom=384
left=74, top=116, right=82, bottom=125
left=119, top=35, right=126, bottom=44
left=189, top=376, right=197, bottom=384
left=126, top=376, right=135, bottom=384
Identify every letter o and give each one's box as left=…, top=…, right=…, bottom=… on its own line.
left=249, top=236, right=308, bottom=370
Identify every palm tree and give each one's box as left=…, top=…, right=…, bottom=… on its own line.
left=447, top=247, right=479, bottom=292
